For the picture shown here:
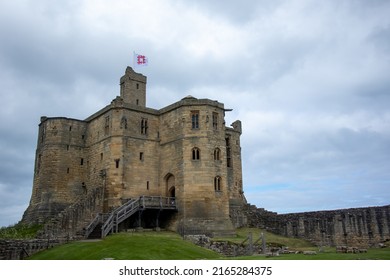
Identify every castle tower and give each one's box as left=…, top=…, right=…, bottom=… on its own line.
left=119, top=66, right=147, bottom=106
left=23, top=117, right=88, bottom=223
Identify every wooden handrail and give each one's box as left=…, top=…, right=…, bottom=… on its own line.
left=84, top=214, right=102, bottom=238
left=100, top=196, right=176, bottom=238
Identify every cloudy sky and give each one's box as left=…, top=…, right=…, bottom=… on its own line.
left=1, top=0, right=389, bottom=227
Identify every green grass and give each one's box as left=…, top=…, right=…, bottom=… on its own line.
left=27, top=229, right=390, bottom=260
left=217, top=227, right=314, bottom=251
left=0, top=223, right=42, bottom=239
left=228, top=228, right=390, bottom=260
left=235, top=247, right=390, bottom=260
left=28, top=231, right=222, bottom=260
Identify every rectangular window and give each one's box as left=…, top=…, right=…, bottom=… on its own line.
left=115, top=159, right=120, bottom=168
left=80, top=158, right=84, bottom=165
left=140, top=152, right=144, bottom=161
left=141, top=118, right=148, bottom=134
left=191, top=111, right=199, bottom=129
left=212, top=112, right=218, bottom=130
left=147, top=181, right=149, bottom=190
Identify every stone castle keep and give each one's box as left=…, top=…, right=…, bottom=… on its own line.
left=22, top=67, right=246, bottom=237
left=17, top=66, right=389, bottom=251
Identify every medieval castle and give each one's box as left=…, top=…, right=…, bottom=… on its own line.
left=15, top=67, right=389, bottom=254
left=21, top=66, right=247, bottom=237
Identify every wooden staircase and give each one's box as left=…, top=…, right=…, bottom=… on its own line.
left=84, top=196, right=176, bottom=239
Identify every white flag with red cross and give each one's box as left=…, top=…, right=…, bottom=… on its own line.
left=133, top=52, right=148, bottom=67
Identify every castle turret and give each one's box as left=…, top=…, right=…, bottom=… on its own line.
left=119, top=66, right=147, bottom=106
left=22, top=117, right=87, bottom=224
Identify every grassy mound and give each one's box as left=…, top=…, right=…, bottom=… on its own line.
left=28, top=231, right=222, bottom=260
left=27, top=228, right=390, bottom=260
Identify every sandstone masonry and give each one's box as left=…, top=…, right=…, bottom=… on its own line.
left=246, top=204, right=390, bottom=248
left=22, top=67, right=247, bottom=237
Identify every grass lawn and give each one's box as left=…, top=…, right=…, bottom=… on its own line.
left=235, top=247, right=390, bottom=260
left=27, top=229, right=390, bottom=260
left=28, top=231, right=222, bottom=260
left=219, top=227, right=314, bottom=250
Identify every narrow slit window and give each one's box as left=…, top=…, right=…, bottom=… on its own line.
left=214, top=148, right=221, bottom=161
left=214, top=176, right=222, bottom=191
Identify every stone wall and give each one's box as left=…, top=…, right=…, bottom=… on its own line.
left=0, top=238, right=67, bottom=260
left=246, top=204, right=390, bottom=248
left=36, top=186, right=104, bottom=239
left=2, top=187, right=104, bottom=260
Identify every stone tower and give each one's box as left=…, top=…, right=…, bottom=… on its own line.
left=22, top=67, right=246, bottom=236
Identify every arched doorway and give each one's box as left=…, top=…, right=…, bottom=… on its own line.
left=168, top=186, right=175, bottom=197
left=165, top=173, right=175, bottom=198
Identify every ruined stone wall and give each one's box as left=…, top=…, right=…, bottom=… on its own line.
left=0, top=238, right=66, bottom=260
left=226, top=122, right=244, bottom=202
left=247, top=204, right=390, bottom=247
left=36, top=186, right=104, bottom=239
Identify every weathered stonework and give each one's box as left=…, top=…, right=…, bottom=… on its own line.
left=22, top=67, right=246, bottom=237
left=0, top=238, right=67, bottom=260
left=246, top=204, right=390, bottom=248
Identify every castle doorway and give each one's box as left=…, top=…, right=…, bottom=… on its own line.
left=165, top=173, right=175, bottom=197
left=169, top=186, right=175, bottom=197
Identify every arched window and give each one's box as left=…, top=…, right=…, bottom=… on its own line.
left=214, top=176, right=222, bottom=191
left=192, top=147, right=200, bottom=160
left=214, top=148, right=221, bottom=161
